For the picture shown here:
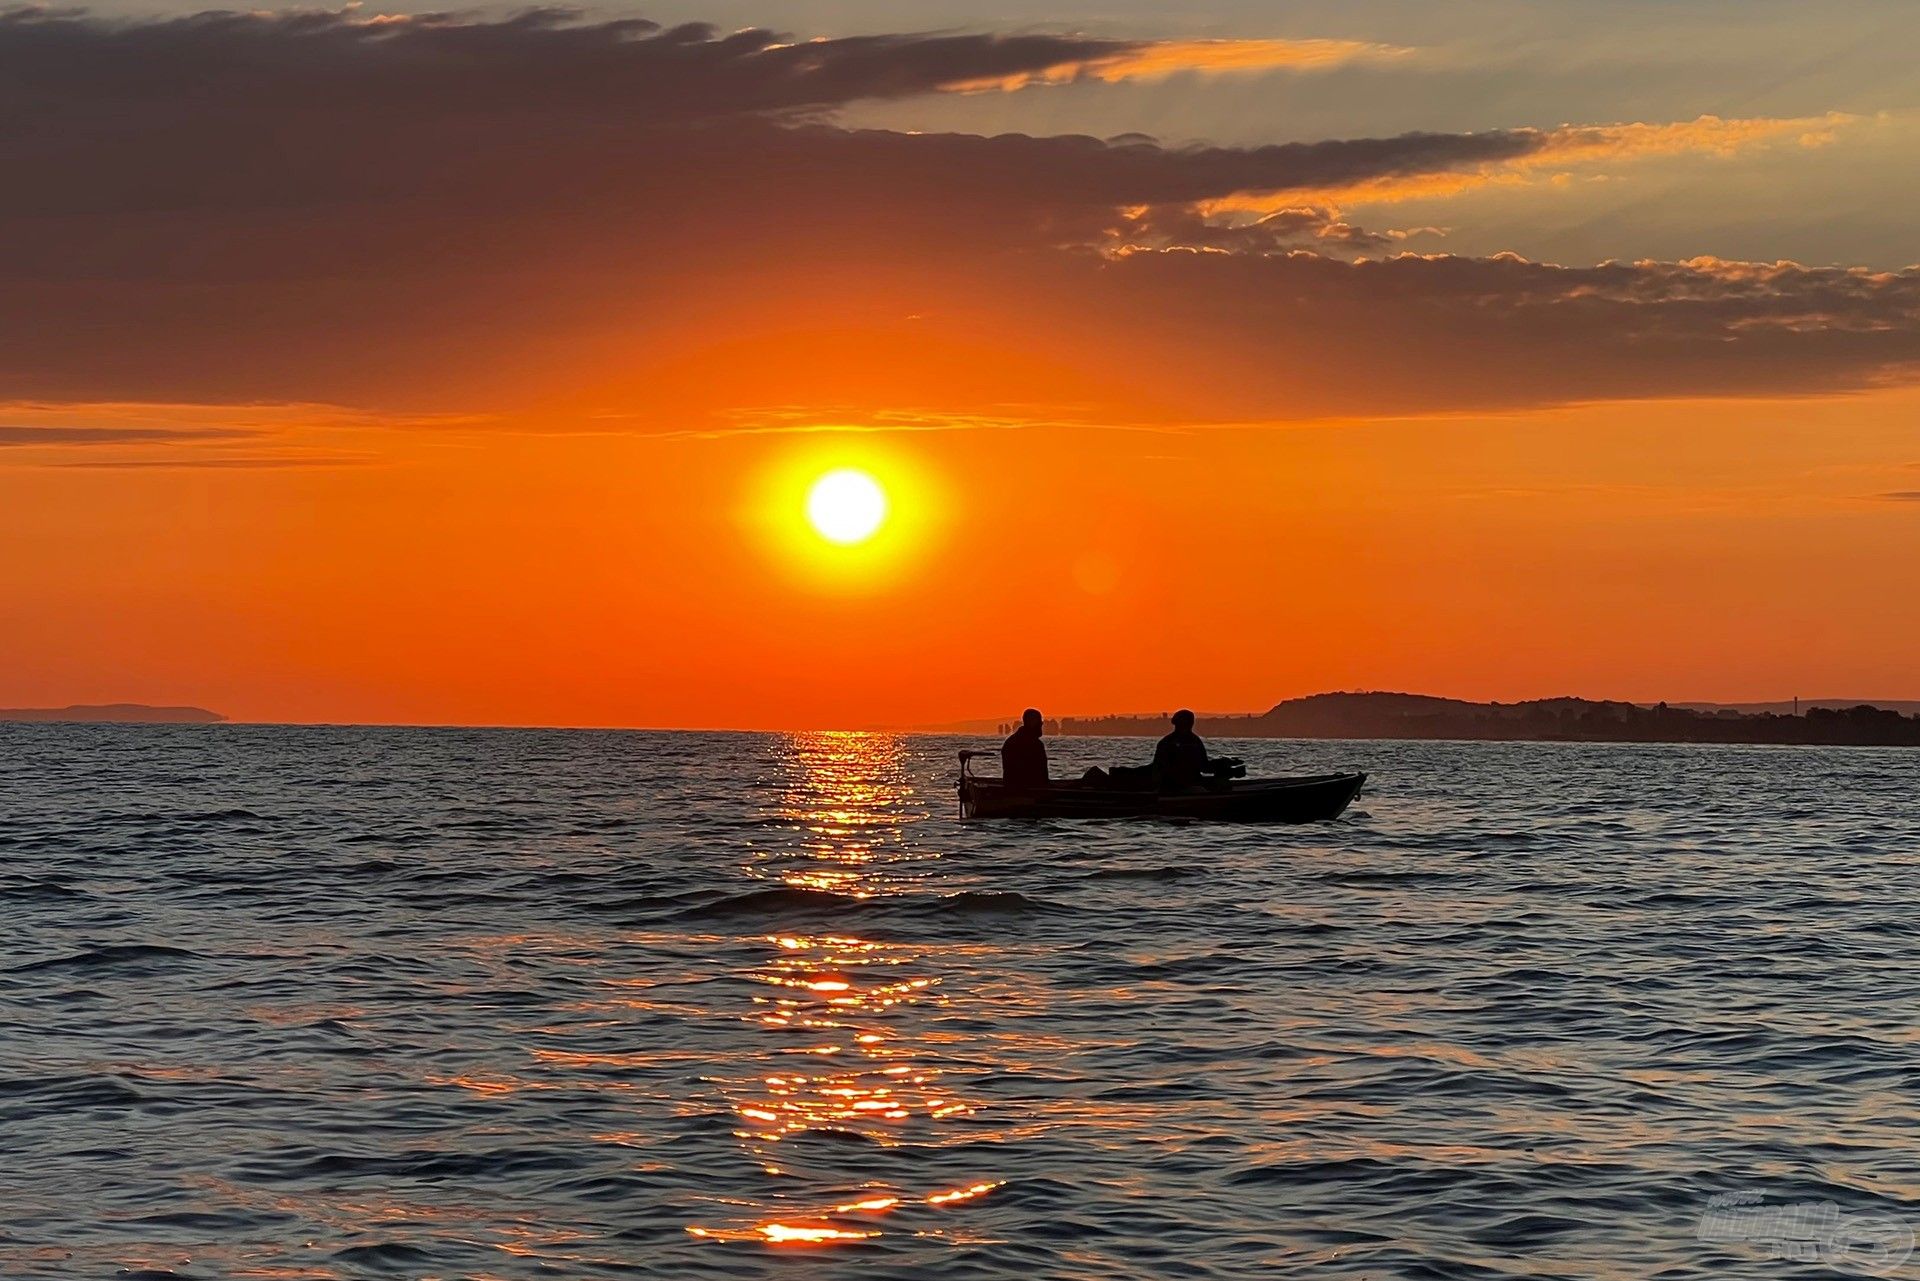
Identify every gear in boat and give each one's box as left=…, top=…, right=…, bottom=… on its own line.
left=959, top=708, right=1365, bottom=822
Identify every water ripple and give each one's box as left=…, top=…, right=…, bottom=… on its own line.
left=2, top=726, right=1917, bottom=1278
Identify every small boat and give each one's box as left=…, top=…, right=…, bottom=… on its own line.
left=957, top=752, right=1366, bottom=822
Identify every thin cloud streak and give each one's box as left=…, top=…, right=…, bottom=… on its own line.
left=43, top=454, right=377, bottom=469
left=0, top=425, right=262, bottom=446
left=948, top=37, right=1408, bottom=91
left=638, top=412, right=1202, bottom=441
left=1205, top=112, right=1857, bottom=211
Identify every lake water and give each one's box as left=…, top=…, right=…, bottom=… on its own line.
left=3, top=727, right=1918, bottom=1279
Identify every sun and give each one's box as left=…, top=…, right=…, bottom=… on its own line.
left=806, top=468, right=888, bottom=545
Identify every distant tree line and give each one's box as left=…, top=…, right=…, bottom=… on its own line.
left=1054, top=694, right=1920, bottom=747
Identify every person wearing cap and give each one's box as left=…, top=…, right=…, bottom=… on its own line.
left=1001, top=708, right=1050, bottom=788
left=1153, top=709, right=1211, bottom=791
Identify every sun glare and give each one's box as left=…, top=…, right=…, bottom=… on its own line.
left=806, top=469, right=888, bottom=545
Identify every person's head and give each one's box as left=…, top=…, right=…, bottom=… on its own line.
left=1022, top=708, right=1044, bottom=734
left=1172, top=709, right=1195, bottom=732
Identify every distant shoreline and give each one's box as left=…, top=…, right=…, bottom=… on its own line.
left=1039, top=692, right=1920, bottom=749
left=7, top=692, right=1920, bottom=746
left=0, top=704, right=225, bottom=724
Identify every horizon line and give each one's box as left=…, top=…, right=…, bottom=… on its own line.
left=7, top=689, right=1920, bottom=735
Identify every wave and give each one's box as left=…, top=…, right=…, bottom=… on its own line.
left=8, top=943, right=202, bottom=974
left=0, top=1073, right=149, bottom=1108
left=105, top=807, right=268, bottom=825
left=677, top=886, right=859, bottom=920
left=1316, top=869, right=1471, bottom=888
left=910, top=889, right=1066, bottom=916
left=332, top=1242, right=440, bottom=1267
left=0, top=879, right=87, bottom=901
left=128, top=1210, right=279, bottom=1231
left=677, top=886, right=1068, bottom=922
left=235, top=1146, right=583, bottom=1184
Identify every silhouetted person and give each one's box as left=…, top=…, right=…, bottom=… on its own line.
left=1001, top=708, right=1049, bottom=788
left=1154, top=709, right=1210, bottom=790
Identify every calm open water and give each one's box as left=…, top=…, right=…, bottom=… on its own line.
left=3, top=727, right=1918, bottom=1280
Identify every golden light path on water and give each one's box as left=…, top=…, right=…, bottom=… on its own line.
left=685, top=732, right=1008, bottom=1249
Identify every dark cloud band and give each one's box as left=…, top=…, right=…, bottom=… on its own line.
left=0, top=7, right=1909, bottom=421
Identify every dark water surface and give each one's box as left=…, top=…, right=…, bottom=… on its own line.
left=3, top=727, right=1918, bottom=1279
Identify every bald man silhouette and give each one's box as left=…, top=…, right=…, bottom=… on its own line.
left=1001, top=708, right=1049, bottom=788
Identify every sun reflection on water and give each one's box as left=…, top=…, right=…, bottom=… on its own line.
left=686, top=732, right=1006, bottom=1248
left=738, top=932, right=970, bottom=1138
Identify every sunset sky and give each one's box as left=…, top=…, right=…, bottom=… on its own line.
left=3, top=0, right=1918, bottom=728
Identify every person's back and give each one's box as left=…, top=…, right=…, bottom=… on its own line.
left=1153, top=709, right=1208, bottom=790
left=1002, top=708, right=1049, bottom=788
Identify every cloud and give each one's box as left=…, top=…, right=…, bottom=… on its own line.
left=0, top=402, right=465, bottom=468
left=0, top=7, right=1908, bottom=425
left=1110, top=205, right=1445, bottom=257
left=637, top=407, right=1197, bottom=441
left=635, top=250, right=1920, bottom=427
left=0, top=9, right=1802, bottom=222
left=1055, top=251, right=1920, bottom=419
left=0, top=424, right=260, bottom=446
left=1205, top=113, right=1856, bottom=209
left=44, top=454, right=372, bottom=469
left=1879, top=491, right=1920, bottom=501
left=0, top=399, right=466, bottom=432
left=948, top=37, right=1406, bottom=91
left=0, top=7, right=1167, bottom=124
left=1529, top=113, right=1857, bottom=168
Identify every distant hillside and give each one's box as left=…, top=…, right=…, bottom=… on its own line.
left=1057, top=692, right=1920, bottom=747
left=1675, top=700, right=1920, bottom=717
left=0, top=704, right=226, bottom=724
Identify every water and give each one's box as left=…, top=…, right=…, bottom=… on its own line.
left=3, top=728, right=1918, bottom=1280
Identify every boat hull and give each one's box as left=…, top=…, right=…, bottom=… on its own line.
left=959, top=772, right=1366, bottom=822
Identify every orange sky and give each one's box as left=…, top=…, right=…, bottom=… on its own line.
left=5, top=389, right=1916, bottom=728
left=2, top=7, right=1917, bottom=727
